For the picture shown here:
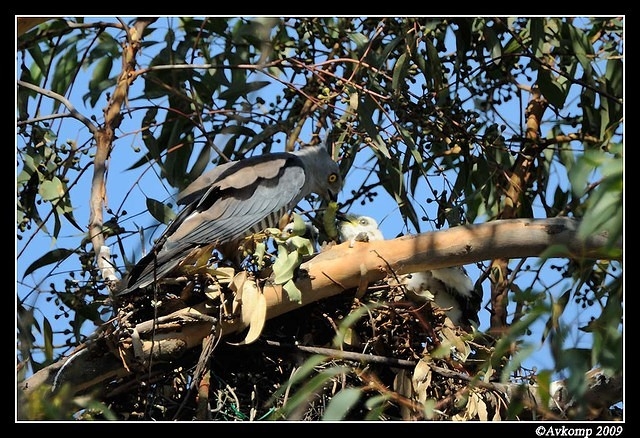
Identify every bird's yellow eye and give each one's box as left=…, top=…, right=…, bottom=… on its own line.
left=327, top=173, right=338, bottom=184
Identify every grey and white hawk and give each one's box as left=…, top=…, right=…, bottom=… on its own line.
left=117, top=143, right=343, bottom=296
left=336, top=214, right=482, bottom=328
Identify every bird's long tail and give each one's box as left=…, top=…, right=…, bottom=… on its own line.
left=115, top=246, right=188, bottom=296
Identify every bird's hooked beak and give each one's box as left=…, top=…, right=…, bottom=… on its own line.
left=335, top=211, right=354, bottom=225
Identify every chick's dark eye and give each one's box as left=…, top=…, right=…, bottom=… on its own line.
left=328, top=173, right=338, bottom=183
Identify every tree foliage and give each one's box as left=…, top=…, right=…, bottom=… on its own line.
left=16, top=16, right=623, bottom=421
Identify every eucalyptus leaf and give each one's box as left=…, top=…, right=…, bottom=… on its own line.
left=43, top=316, right=54, bottom=362
left=282, top=279, right=302, bottom=304
left=272, top=245, right=301, bottom=285
left=322, top=388, right=362, bottom=421
left=39, top=177, right=65, bottom=202
left=23, top=248, right=75, bottom=278
left=285, top=236, right=315, bottom=255
left=146, top=197, right=176, bottom=225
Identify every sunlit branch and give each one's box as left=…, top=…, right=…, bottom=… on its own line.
left=17, top=80, right=98, bottom=134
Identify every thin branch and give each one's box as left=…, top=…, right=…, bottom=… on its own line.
left=263, top=340, right=417, bottom=368
left=16, top=112, right=77, bottom=126
left=17, top=80, right=98, bottom=134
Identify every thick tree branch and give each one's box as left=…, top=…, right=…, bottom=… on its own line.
left=492, top=87, right=549, bottom=331
left=88, top=18, right=157, bottom=284
left=19, top=216, right=620, bottom=402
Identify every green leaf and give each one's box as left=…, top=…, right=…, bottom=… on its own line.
left=537, top=69, right=567, bottom=109
left=274, top=365, right=352, bottom=419
left=75, top=399, right=119, bottom=421
left=39, top=177, right=65, bottom=202
left=364, top=393, right=393, bottom=420
left=578, top=186, right=622, bottom=245
left=23, top=248, right=75, bottom=278
left=266, top=354, right=332, bottom=408
left=136, top=107, right=160, bottom=163
left=535, top=370, right=554, bottom=409
left=391, top=52, right=409, bottom=91
left=50, top=44, right=78, bottom=113
left=493, top=306, right=547, bottom=371
left=17, top=154, right=37, bottom=184
left=500, top=342, right=538, bottom=383
left=145, top=198, right=176, bottom=225
left=26, top=43, right=48, bottom=81
left=285, top=236, right=315, bottom=256
left=282, top=279, right=302, bottom=304
left=85, top=56, right=114, bottom=107
left=571, top=144, right=623, bottom=248
left=348, top=32, right=369, bottom=50
left=605, top=58, right=623, bottom=101
left=220, top=125, right=258, bottom=137
left=88, top=31, right=121, bottom=62
left=503, top=33, right=524, bottom=55
left=564, top=22, right=594, bottom=75
left=557, top=347, right=592, bottom=371
left=357, top=94, right=389, bottom=158
left=164, top=132, right=195, bottom=188
left=287, top=213, right=308, bottom=236
left=322, top=388, right=362, bottom=420
left=332, top=304, right=381, bottom=348
left=279, top=354, right=328, bottom=389
left=422, top=398, right=438, bottom=420
left=580, top=88, right=599, bottom=139
left=322, top=201, right=339, bottom=241
left=483, top=24, right=502, bottom=64
left=529, top=18, right=545, bottom=62
left=272, top=245, right=301, bottom=285
left=218, top=80, right=270, bottom=101
left=43, top=317, right=54, bottom=362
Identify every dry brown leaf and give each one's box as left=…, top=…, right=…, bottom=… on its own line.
left=393, top=369, right=413, bottom=398
left=229, top=271, right=248, bottom=315
left=342, top=327, right=362, bottom=348
left=228, top=274, right=267, bottom=345
left=439, top=326, right=471, bottom=362
left=452, top=391, right=477, bottom=421
left=393, top=369, right=415, bottom=420
left=204, top=283, right=222, bottom=301
left=476, top=393, right=488, bottom=421
left=467, top=392, right=478, bottom=419
left=412, top=358, right=432, bottom=405
left=240, top=285, right=267, bottom=345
